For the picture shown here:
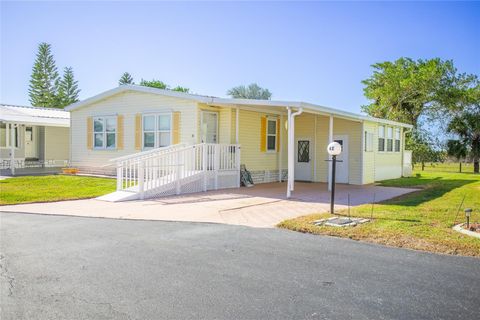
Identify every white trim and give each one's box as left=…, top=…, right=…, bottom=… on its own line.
left=287, top=107, right=303, bottom=198
left=279, top=114, right=283, bottom=182
left=65, top=85, right=413, bottom=129
left=328, top=115, right=333, bottom=191
left=266, top=117, right=278, bottom=152
left=360, top=121, right=365, bottom=184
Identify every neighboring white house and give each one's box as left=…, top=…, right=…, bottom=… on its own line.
left=66, top=85, right=413, bottom=201
left=0, top=104, right=70, bottom=175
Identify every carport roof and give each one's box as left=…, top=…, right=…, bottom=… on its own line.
left=0, top=104, right=70, bottom=127
left=65, top=85, right=413, bottom=129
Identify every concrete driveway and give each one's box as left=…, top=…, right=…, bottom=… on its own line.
left=0, top=182, right=417, bottom=228
left=1, top=212, right=479, bottom=320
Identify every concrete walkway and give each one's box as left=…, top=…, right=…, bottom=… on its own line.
left=0, top=182, right=417, bottom=228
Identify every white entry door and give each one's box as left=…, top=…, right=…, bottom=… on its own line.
left=295, top=139, right=312, bottom=181
left=333, top=135, right=349, bottom=183
left=201, top=112, right=218, bottom=143
left=25, top=126, right=38, bottom=159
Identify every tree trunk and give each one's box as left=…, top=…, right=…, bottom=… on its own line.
left=459, top=162, right=462, bottom=173
left=422, top=161, right=425, bottom=171
left=474, top=160, right=479, bottom=174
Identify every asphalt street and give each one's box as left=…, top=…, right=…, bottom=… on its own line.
left=1, top=212, right=479, bottom=319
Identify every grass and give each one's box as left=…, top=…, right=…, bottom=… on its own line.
left=278, top=170, right=480, bottom=257
left=415, top=162, right=475, bottom=174
left=0, top=175, right=116, bottom=205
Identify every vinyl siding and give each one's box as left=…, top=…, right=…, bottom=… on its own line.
left=294, top=113, right=316, bottom=180
left=313, top=115, right=329, bottom=183
left=70, top=90, right=197, bottom=167
left=44, top=127, right=69, bottom=160
left=362, top=121, right=376, bottom=184
left=362, top=121, right=404, bottom=182
left=238, top=109, right=287, bottom=172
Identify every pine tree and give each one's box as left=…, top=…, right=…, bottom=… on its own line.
left=119, top=72, right=134, bottom=85
left=57, top=67, right=80, bottom=107
left=29, top=42, right=60, bottom=107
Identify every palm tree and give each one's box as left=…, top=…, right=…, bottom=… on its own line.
left=446, top=140, right=468, bottom=173
left=447, top=109, right=480, bottom=173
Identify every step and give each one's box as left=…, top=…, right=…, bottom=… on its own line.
left=96, top=190, right=139, bottom=202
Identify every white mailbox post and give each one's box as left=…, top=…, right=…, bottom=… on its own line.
left=327, top=142, right=342, bottom=214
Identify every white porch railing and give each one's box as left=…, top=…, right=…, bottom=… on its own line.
left=110, top=143, right=241, bottom=200
left=0, top=159, right=69, bottom=170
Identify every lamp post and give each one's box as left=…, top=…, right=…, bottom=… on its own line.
left=327, top=142, right=342, bottom=214
left=465, top=208, right=472, bottom=229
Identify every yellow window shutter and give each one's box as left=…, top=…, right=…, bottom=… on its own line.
left=172, top=112, right=181, bottom=144
left=135, top=113, right=142, bottom=150
left=117, top=115, right=124, bottom=150
left=86, top=117, right=93, bottom=150
left=260, top=116, right=266, bottom=152
left=276, top=119, right=280, bottom=152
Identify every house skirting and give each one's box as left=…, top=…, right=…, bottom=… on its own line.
left=250, top=169, right=288, bottom=184
left=77, top=166, right=116, bottom=177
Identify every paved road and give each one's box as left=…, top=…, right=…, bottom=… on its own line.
left=1, top=212, right=479, bottom=320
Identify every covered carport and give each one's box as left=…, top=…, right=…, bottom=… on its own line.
left=0, top=104, right=70, bottom=175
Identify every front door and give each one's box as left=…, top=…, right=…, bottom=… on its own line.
left=25, top=126, right=38, bottom=159
left=333, top=135, right=349, bottom=183
left=201, top=112, right=218, bottom=143
left=295, top=139, right=312, bottom=181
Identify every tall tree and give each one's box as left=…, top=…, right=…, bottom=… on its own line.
left=171, top=86, right=189, bottom=93
left=57, top=67, right=80, bottom=107
left=361, top=57, right=476, bottom=128
left=29, top=42, right=60, bottom=107
left=139, top=79, right=168, bottom=89
left=227, top=83, right=272, bottom=100
left=446, top=140, right=468, bottom=173
left=447, top=106, right=480, bottom=173
left=119, top=72, right=134, bottom=85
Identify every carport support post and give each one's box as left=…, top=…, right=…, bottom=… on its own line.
left=287, top=107, right=292, bottom=198
left=330, top=155, right=337, bottom=214
left=328, top=115, right=333, bottom=191
left=10, top=123, right=15, bottom=176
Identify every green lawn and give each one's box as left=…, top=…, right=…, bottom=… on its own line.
left=415, top=162, right=475, bottom=174
left=278, top=170, right=480, bottom=257
left=0, top=175, right=116, bottom=205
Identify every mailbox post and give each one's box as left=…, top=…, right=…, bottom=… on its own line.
left=327, top=142, right=342, bottom=214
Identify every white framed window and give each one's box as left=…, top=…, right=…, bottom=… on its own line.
left=94, top=116, right=117, bottom=149
left=364, top=131, right=373, bottom=152
left=266, top=118, right=277, bottom=151
left=143, top=113, right=172, bottom=149
left=394, top=128, right=401, bottom=152
left=378, top=125, right=385, bottom=152
left=386, top=127, right=393, bottom=152
left=0, top=123, right=19, bottom=148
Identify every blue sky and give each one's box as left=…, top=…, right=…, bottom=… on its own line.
left=1, top=1, right=479, bottom=114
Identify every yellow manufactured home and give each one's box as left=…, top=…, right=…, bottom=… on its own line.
left=66, top=85, right=412, bottom=201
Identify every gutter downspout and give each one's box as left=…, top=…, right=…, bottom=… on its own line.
left=287, top=107, right=303, bottom=198
left=402, top=127, right=412, bottom=176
